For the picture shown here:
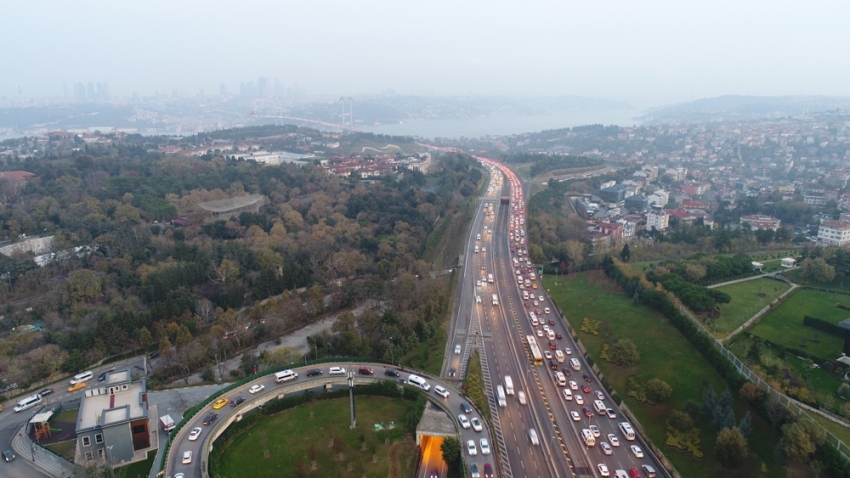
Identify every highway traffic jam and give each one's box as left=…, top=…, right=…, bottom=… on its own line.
left=475, top=158, right=659, bottom=478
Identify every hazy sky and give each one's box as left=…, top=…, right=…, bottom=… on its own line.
left=3, top=0, right=849, bottom=106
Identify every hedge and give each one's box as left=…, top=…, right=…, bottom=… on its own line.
left=803, top=315, right=847, bottom=339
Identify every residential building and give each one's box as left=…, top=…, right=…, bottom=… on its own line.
left=624, top=194, right=647, bottom=213
left=818, top=221, right=850, bottom=246
left=599, top=184, right=629, bottom=204
left=75, top=370, right=153, bottom=466
left=646, top=205, right=669, bottom=232
left=740, top=214, right=782, bottom=231
left=804, top=191, right=826, bottom=206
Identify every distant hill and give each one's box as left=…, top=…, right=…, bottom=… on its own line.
left=642, top=95, right=850, bottom=124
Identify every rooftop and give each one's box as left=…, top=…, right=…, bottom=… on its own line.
left=77, top=370, right=147, bottom=431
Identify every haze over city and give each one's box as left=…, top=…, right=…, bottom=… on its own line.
left=3, top=0, right=850, bottom=106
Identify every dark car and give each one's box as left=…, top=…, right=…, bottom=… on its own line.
left=583, top=374, right=593, bottom=382
left=230, top=396, right=245, bottom=407
left=556, top=333, right=563, bottom=340
left=549, top=320, right=555, bottom=326
left=561, top=368, right=572, bottom=376
left=430, top=469, right=438, bottom=478
left=484, top=463, right=494, bottom=478
left=2, top=449, right=15, bottom=462
left=549, top=360, right=558, bottom=370
left=448, top=368, right=456, bottom=377
left=97, top=368, right=115, bottom=382
left=358, top=367, right=374, bottom=375
left=38, top=388, right=55, bottom=397
left=306, top=369, right=323, bottom=377
left=149, top=351, right=160, bottom=359
left=582, top=407, right=593, bottom=417
left=384, top=369, right=400, bottom=378
left=202, top=413, right=218, bottom=425
left=460, top=402, right=472, bottom=414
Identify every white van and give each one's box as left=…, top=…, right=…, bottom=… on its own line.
left=504, top=376, right=514, bottom=395
left=570, top=358, right=581, bottom=371
left=14, top=394, right=43, bottom=413
left=554, top=371, right=567, bottom=387
left=555, top=350, right=565, bottom=363
left=581, top=428, right=596, bottom=447
left=619, top=421, right=636, bottom=441
left=69, top=371, right=93, bottom=385
left=496, top=385, right=507, bottom=407
left=407, top=374, right=430, bottom=391
left=562, top=389, right=573, bottom=401
left=274, top=370, right=298, bottom=383
left=593, top=400, right=607, bottom=415
left=547, top=330, right=556, bottom=341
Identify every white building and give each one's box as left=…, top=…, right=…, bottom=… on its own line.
left=646, top=205, right=669, bottom=232
left=818, top=221, right=850, bottom=246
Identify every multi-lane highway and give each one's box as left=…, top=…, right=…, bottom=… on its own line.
left=449, top=159, right=665, bottom=478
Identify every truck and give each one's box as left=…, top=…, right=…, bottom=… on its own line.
left=160, top=414, right=176, bottom=432
left=492, top=294, right=499, bottom=306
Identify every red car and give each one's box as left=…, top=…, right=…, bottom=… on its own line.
left=549, top=320, right=555, bottom=326
left=524, top=303, right=531, bottom=308
left=549, top=342, right=557, bottom=350
left=555, top=333, right=563, bottom=340
left=582, top=385, right=592, bottom=394
left=628, top=468, right=641, bottom=478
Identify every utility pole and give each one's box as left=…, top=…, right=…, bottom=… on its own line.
left=348, top=363, right=356, bottom=429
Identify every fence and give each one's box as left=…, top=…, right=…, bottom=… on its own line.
left=676, top=304, right=850, bottom=461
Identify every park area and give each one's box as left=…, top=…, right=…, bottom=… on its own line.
left=746, top=288, right=850, bottom=362
left=543, top=271, right=781, bottom=478
left=712, top=278, right=792, bottom=335
left=211, top=396, right=417, bottom=478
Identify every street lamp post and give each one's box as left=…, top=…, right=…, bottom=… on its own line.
left=389, top=337, right=394, bottom=365
left=106, top=445, right=113, bottom=465
left=348, top=363, right=356, bottom=429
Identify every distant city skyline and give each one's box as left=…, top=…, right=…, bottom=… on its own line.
left=2, top=0, right=850, bottom=108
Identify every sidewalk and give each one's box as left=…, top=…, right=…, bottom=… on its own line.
left=707, top=266, right=797, bottom=289
left=11, top=422, right=75, bottom=478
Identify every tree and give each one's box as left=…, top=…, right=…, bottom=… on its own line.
left=746, top=341, right=761, bottom=365
left=739, top=382, right=765, bottom=403
left=738, top=411, right=752, bottom=440
left=440, top=437, right=462, bottom=473
left=782, top=420, right=826, bottom=463
left=799, top=257, right=836, bottom=283
left=139, top=327, right=153, bottom=350
left=608, top=338, right=640, bottom=366
left=565, top=240, right=587, bottom=270
left=715, top=427, right=748, bottom=469
left=63, top=269, right=102, bottom=306
left=711, top=389, right=736, bottom=431
left=210, top=258, right=240, bottom=284
left=703, top=386, right=718, bottom=421
left=645, top=378, right=673, bottom=404
left=619, top=243, right=631, bottom=262
left=669, top=410, right=694, bottom=432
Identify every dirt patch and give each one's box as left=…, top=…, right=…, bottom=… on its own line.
left=387, top=441, right=402, bottom=478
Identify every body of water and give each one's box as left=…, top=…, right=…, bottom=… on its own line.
left=357, top=109, right=644, bottom=139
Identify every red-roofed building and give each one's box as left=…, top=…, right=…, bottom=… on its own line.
left=818, top=221, right=850, bottom=246
left=596, top=222, right=624, bottom=244
left=740, top=214, right=781, bottom=231
left=680, top=199, right=708, bottom=210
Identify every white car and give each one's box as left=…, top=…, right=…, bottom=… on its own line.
left=476, top=280, right=482, bottom=287
left=600, top=441, right=613, bottom=455
left=536, top=329, right=544, bottom=337
left=471, top=417, right=483, bottom=432
left=467, top=440, right=478, bottom=456
left=544, top=351, right=552, bottom=360
left=607, top=409, right=617, bottom=419
left=328, top=367, right=346, bottom=375
left=543, top=324, right=550, bottom=332
left=569, top=381, right=578, bottom=390
left=544, top=307, right=551, bottom=314
left=458, top=414, right=471, bottom=429
left=575, top=395, right=584, bottom=405
left=518, top=391, right=527, bottom=405
left=570, top=411, right=581, bottom=421
left=480, top=438, right=491, bottom=455
left=562, top=389, right=573, bottom=401
left=533, top=300, right=539, bottom=306
left=538, top=295, right=544, bottom=301
left=597, top=464, right=610, bottom=477
left=631, top=445, right=644, bottom=458
left=455, top=344, right=462, bottom=354
left=188, top=427, right=202, bottom=441
left=608, top=434, right=620, bottom=447
left=595, top=391, right=605, bottom=401
left=482, top=247, right=486, bottom=252
left=589, top=425, right=600, bottom=437
left=476, top=295, right=482, bottom=304
left=434, top=385, right=450, bottom=398
left=249, top=384, right=265, bottom=394
left=564, top=347, right=572, bottom=355
left=182, top=450, right=192, bottom=464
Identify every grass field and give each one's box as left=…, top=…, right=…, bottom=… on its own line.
left=787, top=269, right=850, bottom=293
left=213, top=396, right=417, bottom=478
left=44, top=439, right=76, bottom=462
left=465, top=350, right=491, bottom=421
left=747, top=288, right=849, bottom=360
left=118, top=450, right=154, bottom=478
left=544, top=271, right=781, bottom=478
left=713, top=278, right=791, bottom=334
left=51, top=408, right=79, bottom=423
left=401, top=321, right=448, bottom=376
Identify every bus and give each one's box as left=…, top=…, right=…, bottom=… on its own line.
left=526, top=335, right=543, bottom=366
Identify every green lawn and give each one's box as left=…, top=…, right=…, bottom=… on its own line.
left=51, top=408, right=79, bottom=423
left=400, top=321, right=448, bottom=376
left=748, top=289, right=849, bottom=361
left=118, top=450, right=155, bottom=478
left=787, top=269, right=850, bottom=293
left=713, top=278, right=791, bottom=334
left=464, top=350, right=491, bottom=421
left=44, top=439, right=76, bottom=462
left=544, top=271, right=781, bottom=478
left=213, top=396, right=417, bottom=478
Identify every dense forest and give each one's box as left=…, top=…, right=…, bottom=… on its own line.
left=0, top=133, right=483, bottom=390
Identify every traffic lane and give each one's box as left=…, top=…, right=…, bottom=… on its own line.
left=419, top=435, right=446, bottom=478
left=167, top=364, right=496, bottom=477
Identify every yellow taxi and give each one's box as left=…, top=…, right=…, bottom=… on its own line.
left=212, top=397, right=229, bottom=410
left=532, top=283, right=538, bottom=289
left=68, top=382, right=87, bottom=393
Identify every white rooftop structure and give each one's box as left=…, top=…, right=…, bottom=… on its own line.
left=77, top=370, right=147, bottom=431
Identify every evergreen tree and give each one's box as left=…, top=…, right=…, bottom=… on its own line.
left=703, top=385, right=717, bottom=421
left=619, top=243, right=631, bottom=262
left=738, top=411, right=752, bottom=440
